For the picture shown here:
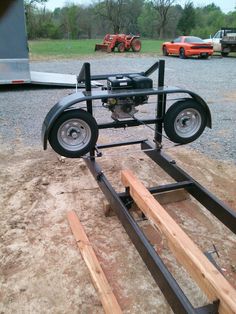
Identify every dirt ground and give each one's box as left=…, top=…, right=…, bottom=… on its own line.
left=0, top=137, right=235, bottom=313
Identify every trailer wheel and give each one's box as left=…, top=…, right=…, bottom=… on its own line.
left=48, top=109, right=99, bottom=158
left=131, top=39, right=141, bottom=52
left=164, top=100, right=207, bottom=144
left=118, top=42, right=125, bottom=53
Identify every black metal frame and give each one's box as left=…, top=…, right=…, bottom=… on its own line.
left=48, top=61, right=236, bottom=313
left=78, top=60, right=236, bottom=313
left=42, top=60, right=213, bottom=150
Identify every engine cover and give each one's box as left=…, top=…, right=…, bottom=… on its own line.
left=107, top=76, right=133, bottom=90
left=107, top=74, right=153, bottom=90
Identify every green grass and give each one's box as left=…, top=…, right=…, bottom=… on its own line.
left=29, top=39, right=164, bottom=59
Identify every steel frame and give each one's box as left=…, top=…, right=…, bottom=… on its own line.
left=80, top=61, right=235, bottom=313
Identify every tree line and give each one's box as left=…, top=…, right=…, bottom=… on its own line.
left=24, top=0, right=236, bottom=40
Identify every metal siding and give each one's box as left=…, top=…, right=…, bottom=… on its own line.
left=0, top=0, right=28, bottom=59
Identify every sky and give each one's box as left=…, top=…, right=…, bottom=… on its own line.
left=41, top=0, right=235, bottom=13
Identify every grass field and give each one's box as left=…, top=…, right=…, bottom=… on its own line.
left=29, top=39, right=164, bottom=59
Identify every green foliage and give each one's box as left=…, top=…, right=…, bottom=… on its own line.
left=24, top=1, right=236, bottom=40
left=177, top=2, right=195, bottom=35
left=59, top=5, right=81, bottom=39
left=191, top=4, right=226, bottom=38
left=138, top=2, right=157, bottom=37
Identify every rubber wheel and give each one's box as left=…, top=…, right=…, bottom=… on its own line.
left=163, top=46, right=169, bottom=56
left=131, top=39, right=141, bottom=52
left=200, top=54, right=209, bottom=59
left=221, top=52, right=229, bottom=57
left=118, top=42, right=125, bottom=53
left=164, top=100, right=207, bottom=144
left=179, top=48, right=186, bottom=59
left=48, top=109, right=99, bottom=158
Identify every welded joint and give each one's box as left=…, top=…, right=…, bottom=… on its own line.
left=96, top=171, right=103, bottom=181
left=195, top=299, right=220, bottom=314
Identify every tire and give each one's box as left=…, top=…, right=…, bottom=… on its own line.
left=48, top=109, right=99, bottom=158
left=118, top=42, right=125, bottom=53
left=162, top=46, right=169, bottom=56
left=131, top=39, right=141, bottom=52
left=179, top=48, right=186, bottom=59
left=221, top=52, right=229, bottom=57
left=164, top=100, right=207, bottom=144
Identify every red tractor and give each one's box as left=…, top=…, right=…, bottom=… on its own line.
left=95, top=34, right=141, bottom=53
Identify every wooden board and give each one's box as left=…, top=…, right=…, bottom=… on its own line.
left=67, top=210, right=122, bottom=314
left=121, top=170, right=236, bottom=314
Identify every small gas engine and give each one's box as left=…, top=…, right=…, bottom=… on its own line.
left=103, top=74, right=153, bottom=120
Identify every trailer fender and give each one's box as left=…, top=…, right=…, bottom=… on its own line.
left=42, top=91, right=88, bottom=150
left=42, top=89, right=212, bottom=150
left=184, top=94, right=212, bottom=128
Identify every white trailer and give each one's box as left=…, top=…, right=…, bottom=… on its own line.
left=0, top=0, right=98, bottom=88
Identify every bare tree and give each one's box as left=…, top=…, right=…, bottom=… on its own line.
left=152, top=0, right=177, bottom=38
left=24, top=0, right=48, bottom=39
left=95, top=0, right=127, bottom=33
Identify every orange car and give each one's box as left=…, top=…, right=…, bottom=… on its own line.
left=162, top=36, right=213, bottom=59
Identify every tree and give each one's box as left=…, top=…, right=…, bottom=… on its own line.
left=124, top=0, right=144, bottom=34
left=191, top=4, right=225, bottom=38
left=177, top=1, right=195, bottom=35
left=24, top=0, right=48, bottom=39
left=138, top=2, right=157, bottom=37
left=77, top=6, right=94, bottom=38
left=151, top=0, right=177, bottom=38
left=60, top=4, right=80, bottom=39
left=24, top=0, right=48, bottom=13
left=95, top=0, right=127, bottom=33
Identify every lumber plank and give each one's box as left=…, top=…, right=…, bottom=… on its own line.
left=121, top=170, right=236, bottom=314
left=67, top=210, right=122, bottom=314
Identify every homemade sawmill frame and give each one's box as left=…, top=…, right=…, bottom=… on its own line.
left=75, top=61, right=236, bottom=314
left=42, top=59, right=236, bottom=312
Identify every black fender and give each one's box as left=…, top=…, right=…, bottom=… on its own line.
left=177, top=94, right=212, bottom=129
left=42, top=88, right=212, bottom=150
left=42, top=91, right=89, bottom=150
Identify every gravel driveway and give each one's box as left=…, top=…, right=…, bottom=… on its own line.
left=0, top=55, right=235, bottom=163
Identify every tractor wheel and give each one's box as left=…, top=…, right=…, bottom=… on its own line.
left=179, top=48, right=186, bottom=59
left=118, top=42, right=125, bottom=53
left=164, top=100, right=207, bottom=144
left=131, top=39, right=141, bottom=52
left=162, top=46, right=169, bottom=56
left=48, top=109, right=99, bottom=158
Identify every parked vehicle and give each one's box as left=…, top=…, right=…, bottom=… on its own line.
left=162, top=36, right=213, bottom=59
left=203, top=28, right=236, bottom=57
left=95, top=34, right=141, bottom=53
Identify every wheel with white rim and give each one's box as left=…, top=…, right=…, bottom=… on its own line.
left=49, top=109, right=99, bottom=158
left=164, top=100, right=207, bottom=144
